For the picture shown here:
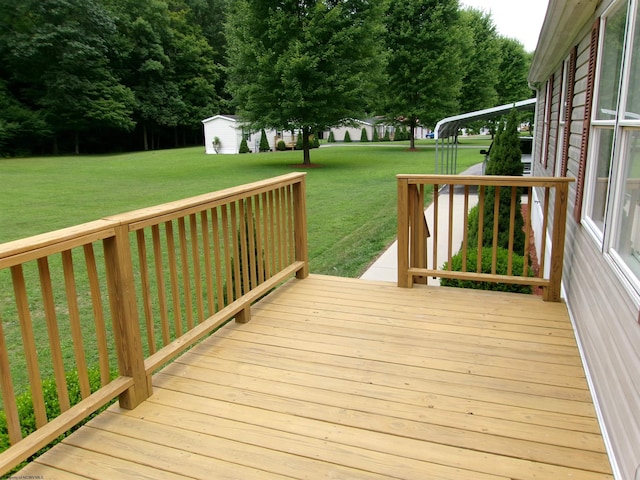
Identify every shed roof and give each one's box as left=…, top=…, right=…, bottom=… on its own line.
left=433, top=98, right=536, bottom=140
left=201, top=114, right=240, bottom=124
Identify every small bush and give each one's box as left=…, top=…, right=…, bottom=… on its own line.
left=343, top=131, right=352, bottom=142
left=382, top=130, right=390, bottom=141
left=295, top=134, right=304, bottom=150
left=239, top=138, right=250, bottom=153
left=328, top=130, right=335, bottom=143
left=373, top=128, right=379, bottom=142
left=360, top=128, right=369, bottom=142
left=441, top=246, right=533, bottom=294
left=312, top=136, right=320, bottom=148
left=0, top=368, right=116, bottom=472
left=276, top=140, right=287, bottom=151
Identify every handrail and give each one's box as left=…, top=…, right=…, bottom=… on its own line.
left=397, top=175, right=574, bottom=302
left=0, top=172, right=308, bottom=475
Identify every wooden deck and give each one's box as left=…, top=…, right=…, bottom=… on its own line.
left=17, top=275, right=612, bottom=480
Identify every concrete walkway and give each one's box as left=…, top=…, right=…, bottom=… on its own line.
left=360, top=163, right=483, bottom=283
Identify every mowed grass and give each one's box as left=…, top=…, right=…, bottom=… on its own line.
left=0, top=138, right=491, bottom=397
left=0, top=138, right=489, bottom=277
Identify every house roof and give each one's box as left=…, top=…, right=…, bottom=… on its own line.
left=433, top=98, right=536, bottom=140
left=528, top=0, right=599, bottom=85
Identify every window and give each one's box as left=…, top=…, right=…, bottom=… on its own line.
left=582, top=0, right=640, bottom=289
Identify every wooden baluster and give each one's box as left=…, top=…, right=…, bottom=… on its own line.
left=37, top=257, right=70, bottom=410
left=135, top=230, right=156, bottom=355
left=447, top=184, right=454, bottom=270
left=177, top=217, right=191, bottom=333
left=238, top=199, right=250, bottom=295
left=539, top=187, right=551, bottom=278
left=0, top=311, right=21, bottom=444
left=10, top=265, right=45, bottom=426
left=432, top=183, right=439, bottom=275
left=200, top=210, right=215, bottom=317
left=230, top=202, right=242, bottom=298
left=522, top=188, right=533, bottom=277
left=246, top=196, right=258, bottom=289
left=477, top=186, right=485, bottom=273
left=491, top=187, right=501, bottom=275
left=461, top=185, right=470, bottom=271
left=254, top=194, right=266, bottom=284
left=507, top=187, right=517, bottom=276
left=211, top=207, right=225, bottom=310
left=61, top=250, right=91, bottom=399
left=152, top=224, right=170, bottom=347
left=83, top=244, right=111, bottom=386
left=220, top=204, right=234, bottom=305
left=190, top=213, right=204, bottom=325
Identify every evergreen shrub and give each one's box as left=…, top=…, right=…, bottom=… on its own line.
left=360, top=128, right=369, bottom=142
left=276, top=140, right=287, bottom=151
left=239, top=138, right=250, bottom=153
left=259, top=129, right=270, bottom=151
left=343, top=131, right=352, bottom=142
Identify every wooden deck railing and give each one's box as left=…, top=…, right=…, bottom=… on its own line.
left=0, top=172, right=308, bottom=474
left=397, top=175, right=574, bottom=302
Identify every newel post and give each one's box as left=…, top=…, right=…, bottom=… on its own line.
left=293, top=175, right=309, bottom=279
left=544, top=180, right=572, bottom=302
left=397, top=176, right=411, bottom=287
left=103, top=224, right=151, bottom=408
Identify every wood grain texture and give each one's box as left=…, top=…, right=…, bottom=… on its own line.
left=16, top=275, right=613, bottom=480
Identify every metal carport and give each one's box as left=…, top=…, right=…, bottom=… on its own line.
left=433, top=98, right=536, bottom=173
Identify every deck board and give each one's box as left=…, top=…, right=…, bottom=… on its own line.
left=17, top=274, right=613, bottom=480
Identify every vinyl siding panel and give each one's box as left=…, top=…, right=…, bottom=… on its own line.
left=533, top=18, right=640, bottom=479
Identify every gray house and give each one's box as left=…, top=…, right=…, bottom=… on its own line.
left=529, top=0, right=640, bottom=478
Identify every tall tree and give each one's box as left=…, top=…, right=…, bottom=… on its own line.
left=225, top=0, right=385, bottom=165
left=459, top=8, right=500, bottom=113
left=383, top=0, right=467, bottom=149
left=495, top=37, right=533, bottom=104
left=0, top=0, right=136, bottom=154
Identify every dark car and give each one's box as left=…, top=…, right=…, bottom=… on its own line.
left=480, top=136, right=532, bottom=175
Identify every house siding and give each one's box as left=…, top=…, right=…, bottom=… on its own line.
left=532, top=7, right=640, bottom=478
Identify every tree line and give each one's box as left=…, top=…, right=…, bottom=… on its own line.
left=0, top=0, right=532, bottom=157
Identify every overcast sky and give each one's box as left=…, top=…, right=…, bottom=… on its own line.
left=460, top=0, right=549, bottom=52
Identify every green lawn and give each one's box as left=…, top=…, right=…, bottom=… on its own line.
left=0, top=138, right=490, bottom=277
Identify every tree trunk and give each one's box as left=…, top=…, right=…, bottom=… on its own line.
left=302, top=126, right=311, bottom=165
left=143, top=124, right=149, bottom=151
left=409, top=124, right=415, bottom=150
left=74, top=131, right=80, bottom=155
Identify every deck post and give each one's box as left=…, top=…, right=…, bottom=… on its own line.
left=544, top=181, right=570, bottom=302
left=397, top=177, right=412, bottom=287
left=103, top=225, right=152, bottom=409
left=235, top=305, right=252, bottom=323
left=293, top=174, right=309, bottom=279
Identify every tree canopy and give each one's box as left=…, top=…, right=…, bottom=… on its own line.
left=383, top=0, right=466, bottom=149
left=225, top=0, right=385, bottom=164
left=0, top=0, right=533, bottom=157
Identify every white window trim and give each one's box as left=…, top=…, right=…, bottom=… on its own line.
left=586, top=0, right=640, bottom=298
